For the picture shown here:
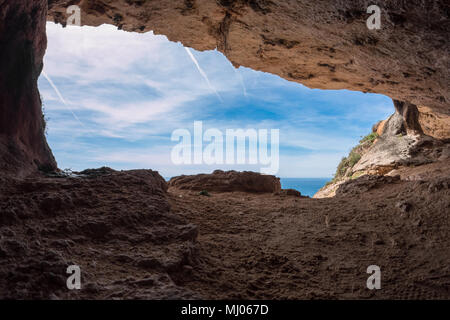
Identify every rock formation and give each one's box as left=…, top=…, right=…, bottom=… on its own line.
left=315, top=107, right=449, bottom=198
left=418, top=105, right=450, bottom=140
left=0, top=168, right=200, bottom=299
left=168, top=170, right=282, bottom=193
left=0, top=0, right=56, bottom=176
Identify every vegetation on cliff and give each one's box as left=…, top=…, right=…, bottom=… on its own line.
left=326, top=132, right=379, bottom=186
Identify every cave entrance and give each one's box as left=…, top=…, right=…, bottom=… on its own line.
left=38, top=22, right=394, bottom=197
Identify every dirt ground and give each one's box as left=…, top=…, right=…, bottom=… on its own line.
left=168, top=172, right=450, bottom=299
left=0, top=163, right=449, bottom=299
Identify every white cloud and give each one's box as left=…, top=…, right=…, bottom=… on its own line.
left=86, top=145, right=342, bottom=178
left=41, top=23, right=246, bottom=134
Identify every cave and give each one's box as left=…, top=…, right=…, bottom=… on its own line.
left=0, top=0, right=449, bottom=300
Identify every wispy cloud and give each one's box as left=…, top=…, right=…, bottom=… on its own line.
left=184, top=47, right=223, bottom=102
left=233, top=67, right=247, bottom=97
left=41, top=70, right=86, bottom=128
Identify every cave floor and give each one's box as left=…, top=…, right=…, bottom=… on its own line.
left=0, top=164, right=449, bottom=299
left=168, top=177, right=450, bottom=299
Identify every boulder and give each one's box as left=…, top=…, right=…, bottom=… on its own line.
left=169, top=170, right=281, bottom=193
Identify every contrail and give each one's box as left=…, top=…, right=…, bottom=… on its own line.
left=41, top=70, right=86, bottom=128
left=234, top=67, right=247, bottom=97
left=184, top=47, right=223, bottom=102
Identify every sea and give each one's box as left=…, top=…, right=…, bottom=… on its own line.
left=280, top=178, right=330, bottom=197
left=165, top=176, right=331, bottom=197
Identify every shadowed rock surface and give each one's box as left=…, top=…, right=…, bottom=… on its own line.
left=0, top=164, right=448, bottom=299
left=0, top=0, right=56, bottom=176
left=0, top=169, right=200, bottom=299
left=168, top=163, right=450, bottom=299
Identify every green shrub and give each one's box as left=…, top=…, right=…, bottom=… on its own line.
left=359, top=132, right=378, bottom=144
left=348, top=151, right=361, bottom=167
left=199, top=190, right=210, bottom=196
left=322, top=130, right=378, bottom=189
left=335, top=156, right=348, bottom=178
left=334, top=151, right=361, bottom=179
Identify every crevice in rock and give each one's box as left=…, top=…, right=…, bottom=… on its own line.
left=393, top=100, right=423, bottom=135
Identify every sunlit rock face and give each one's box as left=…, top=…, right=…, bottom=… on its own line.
left=418, top=106, right=450, bottom=140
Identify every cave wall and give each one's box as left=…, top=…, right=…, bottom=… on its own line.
left=418, top=106, right=450, bottom=140
left=0, top=0, right=56, bottom=175
left=0, top=0, right=449, bottom=175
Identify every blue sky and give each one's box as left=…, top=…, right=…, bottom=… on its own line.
left=38, top=22, right=394, bottom=178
